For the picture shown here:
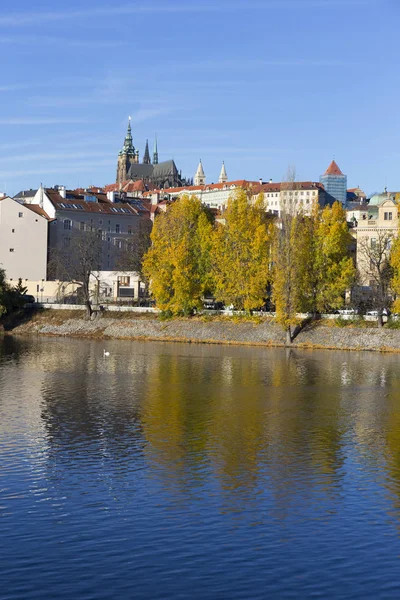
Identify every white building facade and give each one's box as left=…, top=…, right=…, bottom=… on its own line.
left=0, top=196, right=49, bottom=281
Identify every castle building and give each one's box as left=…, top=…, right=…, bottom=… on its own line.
left=116, top=118, right=188, bottom=189
left=320, top=160, right=347, bottom=206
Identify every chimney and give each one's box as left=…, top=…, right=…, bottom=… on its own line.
left=58, top=185, right=66, bottom=199
left=107, top=191, right=116, bottom=203
left=269, top=178, right=272, bottom=184
left=259, top=178, right=263, bottom=185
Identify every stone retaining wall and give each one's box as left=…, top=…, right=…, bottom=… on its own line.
left=9, top=314, right=400, bottom=353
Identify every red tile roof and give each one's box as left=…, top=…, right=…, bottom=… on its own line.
left=104, top=179, right=148, bottom=194
left=45, top=189, right=141, bottom=216
left=142, top=180, right=258, bottom=197
left=324, top=160, right=343, bottom=176
left=252, top=181, right=324, bottom=195
left=24, top=204, right=52, bottom=220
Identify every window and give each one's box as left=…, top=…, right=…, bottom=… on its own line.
left=371, top=238, right=377, bottom=249
left=384, top=212, right=393, bottom=221
left=115, top=240, right=122, bottom=249
left=11, top=229, right=15, bottom=233
left=115, top=224, right=120, bottom=234
left=63, top=219, right=72, bottom=230
left=128, top=225, right=132, bottom=235
left=118, top=276, right=130, bottom=286
left=63, top=237, right=71, bottom=248
left=18, top=212, right=23, bottom=218
left=9, top=248, right=14, bottom=252
left=80, top=222, right=85, bottom=231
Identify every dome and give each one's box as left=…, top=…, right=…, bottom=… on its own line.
left=368, top=192, right=388, bottom=206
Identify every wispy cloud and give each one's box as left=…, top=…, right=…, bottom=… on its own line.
left=0, top=0, right=377, bottom=27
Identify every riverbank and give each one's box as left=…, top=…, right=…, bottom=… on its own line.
left=4, top=309, right=400, bottom=352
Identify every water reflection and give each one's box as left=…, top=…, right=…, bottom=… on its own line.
left=2, top=337, right=400, bottom=598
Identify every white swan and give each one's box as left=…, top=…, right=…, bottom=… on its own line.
left=103, top=349, right=110, bottom=357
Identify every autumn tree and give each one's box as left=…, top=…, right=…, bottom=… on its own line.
left=142, top=195, right=214, bottom=314
left=389, top=236, right=400, bottom=314
left=211, top=190, right=271, bottom=311
left=300, top=202, right=355, bottom=314
left=358, top=231, right=393, bottom=327
left=271, top=168, right=308, bottom=343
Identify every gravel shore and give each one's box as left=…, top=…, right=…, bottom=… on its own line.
left=8, top=312, right=400, bottom=353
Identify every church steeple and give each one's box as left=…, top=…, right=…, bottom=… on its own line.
left=120, top=116, right=136, bottom=157
left=153, top=136, right=158, bottom=165
left=219, top=161, right=228, bottom=183
left=194, top=159, right=206, bottom=186
left=116, top=117, right=138, bottom=185
left=143, top=139, right=151, bottom=164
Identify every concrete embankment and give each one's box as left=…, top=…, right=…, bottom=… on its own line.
left=6, top=310, right=400, bottom=353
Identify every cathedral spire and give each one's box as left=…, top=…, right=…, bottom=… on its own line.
left=121, top=116, right=135, bottom=156
left=153, top=135, right=158, bottom=165
left=194, top=159, right=206, bottom=186
left=219, top=161, right=228, bottom=183
left=143, top=139, right=151, bottom=164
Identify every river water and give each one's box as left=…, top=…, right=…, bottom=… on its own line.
left=1, top=336, right=400, bottom=599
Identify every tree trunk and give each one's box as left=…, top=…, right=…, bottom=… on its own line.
left=286, top=326, right=292, bottom=345
left=85, top=300, right=92, bottom=320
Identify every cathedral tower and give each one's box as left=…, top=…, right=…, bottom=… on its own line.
left=116, top=117, right=139, bottom=186
left=143, top=139, right=151, bottom=165
left=194, top=159, right=206, bottom=186
left=153, top=136, right=158, bottom=165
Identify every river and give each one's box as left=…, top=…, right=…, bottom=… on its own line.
left=1, top=336, right=400, bottom=599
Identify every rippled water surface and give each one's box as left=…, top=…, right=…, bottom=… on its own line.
left=1, top=336, right=400, bottom=599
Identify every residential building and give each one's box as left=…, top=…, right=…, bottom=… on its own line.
left=355, top=190, right=399, bottom=287
left=143, top=179, right=260, bottom=212
left=320, top=160, right=347, bottom=206
left=347, top=187, right=366, bottom=203
left=252, top=181, right=334, bottom=217
left=0, top=195, right=49, bottom=281
left=19, top=185, right=151, bottom=274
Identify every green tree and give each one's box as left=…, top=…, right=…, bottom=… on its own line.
left=0, top=268, right=12, bottom=317
left=143, top=195, right=214, bottom=314
left=211, top=190, right=271, bottom=311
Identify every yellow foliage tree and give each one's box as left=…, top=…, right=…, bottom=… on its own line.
left=211, top=190, right=271, bottom=311
left=271, top=212, right=304, bottom=343
left=301, top=201, right=355, bottom=314
left=143, top=195, right=214, bottom=314
left=390, top=236, right=400, bottom=313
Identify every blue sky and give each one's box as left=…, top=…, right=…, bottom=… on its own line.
left=0, top=0, right=397, bottom=195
